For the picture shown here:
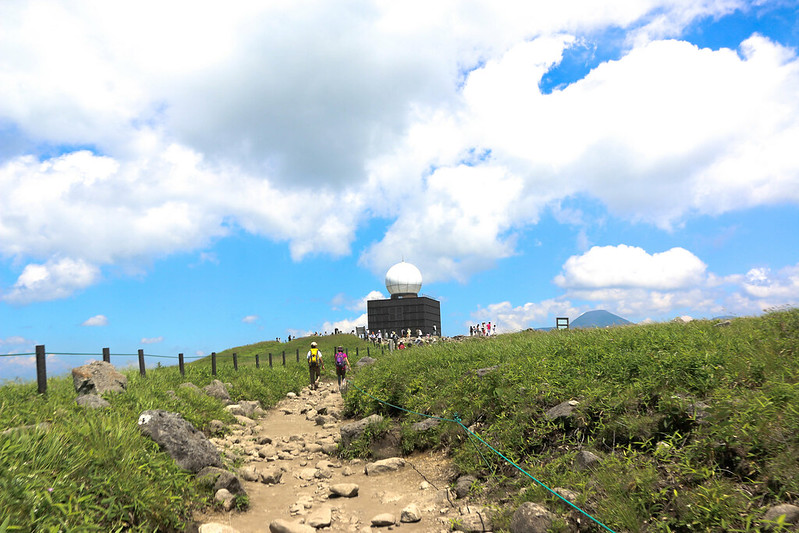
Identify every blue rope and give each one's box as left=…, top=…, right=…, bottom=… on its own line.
left=349, top=381, right=616, bottom=533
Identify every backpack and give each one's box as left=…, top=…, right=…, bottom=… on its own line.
left=309, top=348, right=319, bottom=365
left=335, top=351, right=346, bottom=368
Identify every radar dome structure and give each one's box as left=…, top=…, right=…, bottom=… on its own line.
left=385, top=261, right=422, bottom=298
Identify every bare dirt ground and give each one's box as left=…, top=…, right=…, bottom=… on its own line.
left=194, top=379, right=489, bottom=533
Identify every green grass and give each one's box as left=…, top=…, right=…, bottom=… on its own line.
left=2, top=312, right=798, bottom=532
left=0, top=334, right=374, bottom=532
left=343, top=309, right=799, bottom=532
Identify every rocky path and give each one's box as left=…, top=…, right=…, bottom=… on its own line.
left=195, top=380, right=491, bottom=533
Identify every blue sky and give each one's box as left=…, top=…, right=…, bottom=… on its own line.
left=2, top=1, right=798, bottom=381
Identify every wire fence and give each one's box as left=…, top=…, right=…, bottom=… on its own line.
left=1, top=345, right=382, bottom=395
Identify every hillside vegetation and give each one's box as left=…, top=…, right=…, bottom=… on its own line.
left=343, top=309, right=799, bottom=532
left=0, top=334, right=372, bottom=532
left=0, top=313, right=797, bottom=531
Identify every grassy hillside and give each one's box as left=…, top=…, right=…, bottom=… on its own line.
left=343, top=309, right=799, bottom=532
left=0, top=334, right=371, bottom=532
left=1, top=313, right=797, bottom=532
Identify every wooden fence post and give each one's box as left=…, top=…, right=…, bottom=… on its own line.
left=233, top=352, right=238, bottom=371
left=178, top=353, right=185, bottom=376
left=269, top=352, right=273, bottom=368
left=36, top=344, right=46, bottom=395
left=296, top=348, right=299, bottom=362
left=255, top=353, right=260, bottom=369
left=282, top=351, right=286, bottom=366
left=356, top=347, right=359, bottom=357
left=102, top=347, right=110, bottom=363
left=367, top=347, right=370, bottom=357
left=138, top=349, right=146, bottom=377
left=211, top=352, right=217, bottom=375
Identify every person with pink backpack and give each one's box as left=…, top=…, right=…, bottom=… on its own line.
left=333, top=346, right=350, bottom=392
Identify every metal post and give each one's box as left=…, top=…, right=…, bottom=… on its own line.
left=178, top=353, right=185, bottom=376
left=102, top=347, right=110, bottom=363
left=233, top=352, right=238, bottom=371
left=269, top=352, right=273, bottom=368
left=356, top=347, right=359, bottom=357
left=296, top=348, right=299, bottom=362
left=211, top=352, right=217, bottom=375
left=367, top=347, right=370, bottom=357
left=35, top=345, right=47, bottom=395
left=138, top=349, right=146, bottom=377
left=282, top=350, right=286, bottom=366
left=255, top=353, right=260, bottom=369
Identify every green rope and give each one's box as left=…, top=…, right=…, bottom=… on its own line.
left=349, top=381, right=616, bottom=533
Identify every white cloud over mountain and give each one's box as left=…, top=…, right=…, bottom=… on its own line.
left=1, top=1, right=798, bottom=317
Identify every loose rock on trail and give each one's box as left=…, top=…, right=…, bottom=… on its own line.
left=195, top=379, right=484, bottom=533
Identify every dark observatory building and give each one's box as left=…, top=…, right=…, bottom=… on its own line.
left=367, top=261, right=441, bottom=336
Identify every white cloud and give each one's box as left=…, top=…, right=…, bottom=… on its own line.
left=741, top=264, right=799, bottom=303
left=472, top=299, right=582, bottom=333
left=555, top=245, right=708, bottom=290
left=140, top=336, right=163, bottom=344
left=242, top=315, right=259, bottom=324
left=321, top=313, right=368, bottom=336
left=2, top=1, right=798, bottom=300
left=2, top=257, right=100, bottom=304
left=82, top=315, right=108, bottom=327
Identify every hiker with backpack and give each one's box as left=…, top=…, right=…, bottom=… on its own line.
left=306, top=341, right=324, bottom=390
left=333, top=346, right=350, bottom=392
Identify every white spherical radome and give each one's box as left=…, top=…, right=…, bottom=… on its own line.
left=385, top=261, right=422, bottom=296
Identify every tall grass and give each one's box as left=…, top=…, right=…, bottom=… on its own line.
left=0, top=334, right=372, bottom=531
left=343, top=309, right=799, bottom=532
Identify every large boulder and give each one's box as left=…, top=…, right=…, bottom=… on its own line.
left=72, top=361, right=127, bottom=395
left=137, top=410, right=222, bottom=473
left=340, top=414, right=384, bottom=446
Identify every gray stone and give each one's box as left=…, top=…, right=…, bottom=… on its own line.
left=763, top=504, right=799, bottom=527
left=365, top=457, right=406, bottom=475
left=76, top=394, right=110, bottom=409
left=197, top=466, right=246, bottom=496
left=400, top=503, right=422, bottom=523
left=72, top=361, right=127, bottom=395
left=239, top=465, right=260, bottom=482
left=199, top=524, right=240, bottom=533
left=370, top=513, right=396, bottom=527
left=257, top=465, right=285, bottom=484
left=575, top=450, right=601, bottom=471
left=355, top=356, right=376, bottom=368
left=340, top=414, right=384, bottom=446
left=455, top=475, right=477, bottom=499
left=411, top=418, right=440, bottom=432
left=269, top=519, right=316, bottom=533
left=307, top=506, right=332, bottom=528
left=179, top=382, right=201, bottom=393
left=203, top=380, right=231, bottom=404
left=453, top=512, right=493, bottom=532
left=208, top=419, right=226, bottom=435
left=544, top=399, right=579, bottom=421
left=510, top=502, right=554, bottom=533
left=215, top=488, right=235, bottom=511
left=330, top=483, right=359, bottom=497
left=138, top=410, right=222, bottom=473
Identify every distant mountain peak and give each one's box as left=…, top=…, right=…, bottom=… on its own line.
left=571, top=310, right=632, bottom=329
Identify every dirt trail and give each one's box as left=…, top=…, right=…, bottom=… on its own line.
left=195, top=379, right=482, bottom=533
